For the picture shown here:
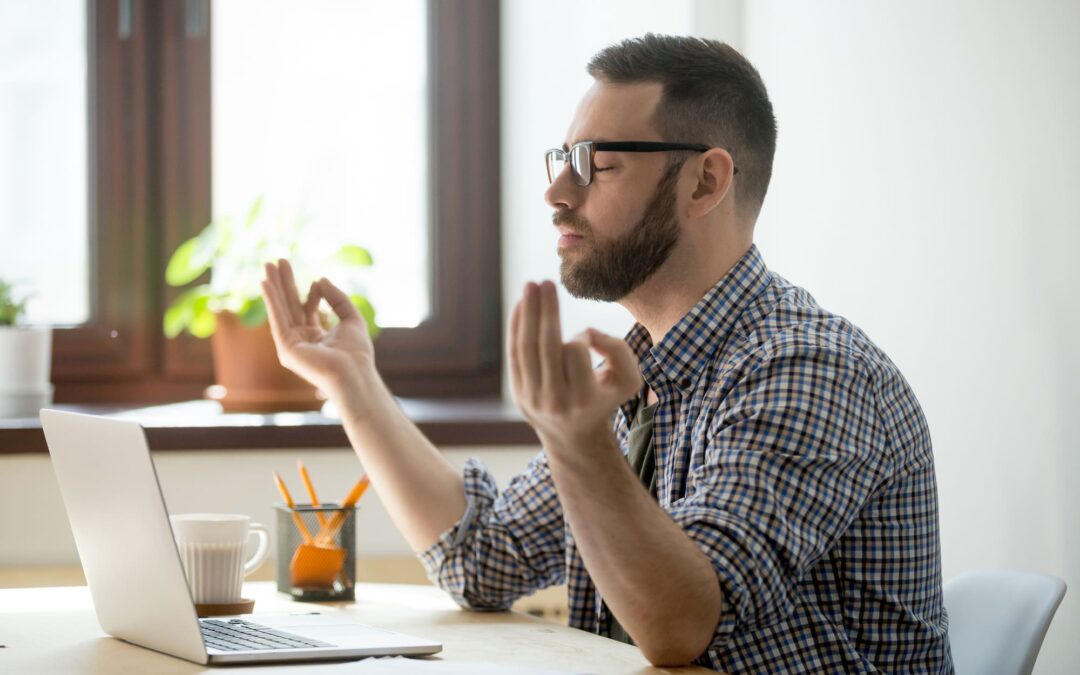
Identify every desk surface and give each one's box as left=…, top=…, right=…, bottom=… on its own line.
left=0, top=582, right=713, bottom=674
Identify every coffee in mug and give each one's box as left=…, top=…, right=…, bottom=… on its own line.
left=170, top=513, right=270, bottom=604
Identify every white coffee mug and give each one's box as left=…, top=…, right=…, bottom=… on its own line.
left=170, top=513, right=270, bottom=604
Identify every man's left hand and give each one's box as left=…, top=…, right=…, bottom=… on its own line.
left=508, top=280, right=642, bottom=458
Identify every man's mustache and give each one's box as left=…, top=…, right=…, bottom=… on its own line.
left=551, top=210, right=590, bottom=236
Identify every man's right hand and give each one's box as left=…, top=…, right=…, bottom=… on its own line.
left=261, top=258, right=376, bottom=405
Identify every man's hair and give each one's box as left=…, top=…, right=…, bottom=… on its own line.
left=587, top=34, right=777, bottom=222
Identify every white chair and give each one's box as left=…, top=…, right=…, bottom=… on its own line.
left=944, top=569, right=1066, bottom=675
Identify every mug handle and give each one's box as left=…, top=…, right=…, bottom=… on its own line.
left=244, top=522, right=271, bottom=576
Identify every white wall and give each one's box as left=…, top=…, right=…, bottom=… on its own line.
left=734, top=1, right=1080, bottom=672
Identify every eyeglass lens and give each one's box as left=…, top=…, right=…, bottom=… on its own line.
left=570, top=144, right=591, bottom=186
left=546, top=145, right=593, bottom=187
left=545, top=151, right=562, bottom=185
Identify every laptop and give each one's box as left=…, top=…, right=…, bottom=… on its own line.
left=40, top=409, right=442, bottom=665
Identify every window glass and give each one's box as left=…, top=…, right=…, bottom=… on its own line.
left=0, top=0, right=88, bottom=326
left=212, top=0, right=429, bottom=327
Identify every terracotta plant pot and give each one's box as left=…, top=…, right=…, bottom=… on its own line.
left=207, top=312, right=323, bottom=413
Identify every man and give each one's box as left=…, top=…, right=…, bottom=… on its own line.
left=262, top=35, right=953, bottom=672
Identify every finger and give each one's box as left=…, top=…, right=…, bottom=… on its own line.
left=537, top=281, right=564, bottom=395
left=507, top=299, right=524, bottom=400
left=315, top=277, right=363, bottom=323
left=587, top=329, right=642, bottom=399
left=262, top=262, right=290, bottom=330
left=262, top=258, right=283, bottom=301
left=562, top=338, right=594, bottom=400
left=516, top=283, right=542, bottom=395
left=261, top=266, right=292, bottom=347
left=302, top=281, right=321, bottom=325
left=277, top=259, right=306, bottom=326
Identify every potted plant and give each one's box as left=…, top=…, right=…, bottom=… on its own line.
left=0, top=280, right=53, bottom=418
left=163, top=197, right=378, bottom=412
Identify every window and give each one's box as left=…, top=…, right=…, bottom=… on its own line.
left=6, top=0, right=501, bottom=403
left=0, top=0, right=89, bottom=327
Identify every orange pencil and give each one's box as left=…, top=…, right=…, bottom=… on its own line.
left=340, top=475, right=371, bottom=509
left=315, top=475, right=370, bottom=546
left=273, top=471, right=314, bottom=545
left=297, top=460, right=328, bottom=527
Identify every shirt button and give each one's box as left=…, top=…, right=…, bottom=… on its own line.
left=680, top=378, right=692, bottom=389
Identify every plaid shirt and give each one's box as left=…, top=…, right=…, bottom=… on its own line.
left=420, top=245, right=953, bottom=673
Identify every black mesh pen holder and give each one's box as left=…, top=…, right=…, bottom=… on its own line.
left=274, top=503, right=357, bottom=601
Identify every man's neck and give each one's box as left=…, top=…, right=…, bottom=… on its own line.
left=645, top=387, right=659, bottom=406
left=620, top=239, right=752, bottom=346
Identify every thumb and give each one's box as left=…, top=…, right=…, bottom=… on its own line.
left=586, top=328, right=641, bottom=398
left=315, top=278, right=362, bottom=323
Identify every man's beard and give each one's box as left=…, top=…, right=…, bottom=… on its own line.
left=557, top=162, right=682, bottom=302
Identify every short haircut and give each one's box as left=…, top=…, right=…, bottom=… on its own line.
left=587, top=34, right=777, bottom=222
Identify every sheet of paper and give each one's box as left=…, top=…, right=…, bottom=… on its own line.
left=334, top=656, right=584, bottom=674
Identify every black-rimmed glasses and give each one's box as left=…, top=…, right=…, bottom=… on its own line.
left=544, top=141, right=737, bottom=187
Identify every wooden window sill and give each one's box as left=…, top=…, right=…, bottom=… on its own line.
left=0, top=399, right=538, bottom=454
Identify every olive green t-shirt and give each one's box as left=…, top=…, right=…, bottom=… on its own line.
left=607, top=396, right=659, bottom=646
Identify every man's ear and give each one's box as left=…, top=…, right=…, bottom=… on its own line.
left=687, top=148, right=736, bottom=218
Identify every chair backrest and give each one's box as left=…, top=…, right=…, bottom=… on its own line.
left=944, top=569, right=1066, bottom=675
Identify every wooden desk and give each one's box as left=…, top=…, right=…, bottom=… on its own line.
left=0, top=582, right=713, bottom=674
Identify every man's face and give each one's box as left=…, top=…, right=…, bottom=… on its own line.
left=545, top=81, right=684, bottom=302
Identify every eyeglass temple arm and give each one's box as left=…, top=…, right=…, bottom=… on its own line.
left=592, top=141, right=711, bottom=153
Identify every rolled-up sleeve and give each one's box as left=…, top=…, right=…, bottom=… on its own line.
left=419, top=452, right=567, bottom=610
left=666, top=340, right=893, bottom=652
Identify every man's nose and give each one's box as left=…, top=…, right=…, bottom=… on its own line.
left=544, top=164, right=581, bottom=210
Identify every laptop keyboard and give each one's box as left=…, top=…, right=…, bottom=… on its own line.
left=200, top=618, right=336, bottom=651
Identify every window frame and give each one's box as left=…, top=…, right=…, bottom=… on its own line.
left=51, top=0, right=502, bottom=403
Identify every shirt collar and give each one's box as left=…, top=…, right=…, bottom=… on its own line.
left=623, top=244, right=771, bottom=402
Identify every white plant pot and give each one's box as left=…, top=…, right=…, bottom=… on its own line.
left=0, top=326, right=53, bottom=418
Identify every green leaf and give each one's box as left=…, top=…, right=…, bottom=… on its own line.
left=335, top=245, right=373, bottom=267
left=165, top=238, right=201, bottom=286
left=163, top=285, right=211, bottom=338
left=237, top=296, right=267, bottom=327
left=243, top=195, right=264, bottom=229
left=188, top=295, right=217, bottom=339
left=165, top=223, right=218, bottom=287
left=0, top=281, right=20, bottom=326
left=349, top=294, right=380, bottom=339
left=163, top=303, right=188, bottom=338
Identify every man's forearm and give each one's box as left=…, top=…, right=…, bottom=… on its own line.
left=546, top=430, right=722, bottom=666
left=335, top=371, right=467, bottom=553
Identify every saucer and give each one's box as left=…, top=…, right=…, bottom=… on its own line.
left=195, top=598, right=256, bottom=617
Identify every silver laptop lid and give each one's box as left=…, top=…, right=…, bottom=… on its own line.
left=40, top=409, right=208, bottom=665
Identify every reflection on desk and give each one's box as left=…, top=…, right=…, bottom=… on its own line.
left=0, top=581, right=714, bottom=674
